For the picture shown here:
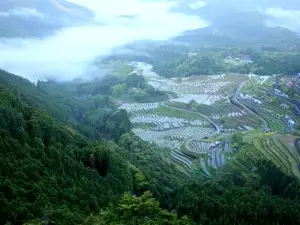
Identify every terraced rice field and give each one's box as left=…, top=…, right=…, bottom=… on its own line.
left=119, top=101, right=233, bottom=174
left=240, top=76, right=299, bottom=133
left=193, top=147, right=229, bottom=177
left=188, top=140, right=222, bottom=153
left=252, top=136, right=300, bottom=179
left=196, top=102, right=261, bottom=130
left=121, top=62, right=300, bottom=177
left=171, top=150, right=194, bottom=171
left=119, top=102, right=219, bottom=172
left=256, top=100, right=299, bottom=133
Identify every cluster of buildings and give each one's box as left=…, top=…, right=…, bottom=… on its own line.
left=292, top=73, right=300, bottom=82
left=239, top=93, right=262, bottom=105
left=226, top=55, right=253, bottom=63
left=284, top=115, right=296, bottom=127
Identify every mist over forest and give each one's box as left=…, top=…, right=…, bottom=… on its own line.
left=1, top=0, right=300, bottom=81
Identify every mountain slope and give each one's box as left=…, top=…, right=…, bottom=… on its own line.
left=0, top=83, right=133, bottom=224
left=172, top=1, right=300, bottom=49
left=3, top=67, right=300, bottom=224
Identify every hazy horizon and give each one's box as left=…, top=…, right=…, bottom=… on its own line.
left=0, top=0, right=299, bottom=82
left=0, top=0, right=207, bottom=82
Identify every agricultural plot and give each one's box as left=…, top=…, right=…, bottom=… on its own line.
left=119, top=102, right=161, bottom=113
left=130, top=114, right=209, bottom=131
left=119, top=101, right=219, bottom=173
left=130, top=61, right=247, bottom=105
left=198, top=103, right=246, bottom=119
left=132, top=127, right=215, bottom=147
left=192, top=144, right=229, bottom=177
left=171, top=150, right=194, bottom=171
left=196, top=102, right=261, bottom=130
left=241, top=94, right=298, bottom=133
left=252, top=135, right=300, bottom=179
left=123, top=62, right=299, bottom=178
left=188, top=140, right=222, bottom=154
left=239, top=76, right=299, bottom=133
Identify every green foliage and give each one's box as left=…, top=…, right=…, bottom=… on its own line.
left=145, top=46, right=300, bottom=77
left=112, top=84, right=128, bottom=97
left=126, top=74, right=147, bottom=88
left=3, top=67, right=300, bottom=225
left=170, top=148, right=300, bottom=225
left=112, top=62, right=133, bottom=78
left=132, top=88, right=147, bottom=101
left=119, top=133, right=187, bottom=202
left=131, top=165, right=149, bottom=192
left=0, top=86, right=133, bottom=224
left=84, top=191, right=191, bottom=225
left=0, top=70, right=130, bottom=141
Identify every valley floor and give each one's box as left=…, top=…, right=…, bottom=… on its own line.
left=118, top=61, right=300, bottom=178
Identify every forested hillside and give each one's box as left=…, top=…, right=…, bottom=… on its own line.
left=107, top=44, right=300, bottom=78
left=2, top=69, right=300, bottom=224
left=0, top=80, right=133, bottom=224
left=0, top=69, right=186, bottom=224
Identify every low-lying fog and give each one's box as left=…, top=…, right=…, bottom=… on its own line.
left=0, top=0, right=206, bottom=82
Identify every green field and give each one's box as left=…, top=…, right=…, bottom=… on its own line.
left=149, top=105, right=210, bottom=122
left=251, top=135, right=300, bottom=179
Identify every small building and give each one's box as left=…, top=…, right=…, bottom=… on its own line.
left=280, top=103, right=289, bottom=110
left=253, top=99, right=262, bottom=105
left=274, top=89, right=281, bottom=94
left=244, top=94, right=252, bottom=99
left=284, top=115, right=296, bottom=127
left=240, top=93, right=262, bottom=105
left=288, top=120, right=296, bottom=126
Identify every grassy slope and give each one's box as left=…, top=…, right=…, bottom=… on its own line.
left=249, top=133, right=300, bottom=179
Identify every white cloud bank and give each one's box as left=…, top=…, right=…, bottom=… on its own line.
left=0, top=0, right=207, bottom=82
left=261, top=7, right=300, bottom=32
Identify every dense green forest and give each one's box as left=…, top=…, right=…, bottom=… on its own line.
left=105, top=45, right=300, bottom=77
left=151, top=47, right=300, bottom=77
left=2, top=69, right=300, bottom=224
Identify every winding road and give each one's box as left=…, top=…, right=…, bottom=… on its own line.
left=161, top=103, right=221, bottom=153
left=231, top=81, right=268, bottom=130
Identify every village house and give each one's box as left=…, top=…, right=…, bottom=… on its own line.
left=240, top=93, right=262, bottom=105
left=280, top=103, right=289, bottom=110
left=284, top=115, right=295, bottom=127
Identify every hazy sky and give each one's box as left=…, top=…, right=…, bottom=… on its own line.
left=262, top=7, right=300, bottom=32
left=0, top=0, right=207, bottom=82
